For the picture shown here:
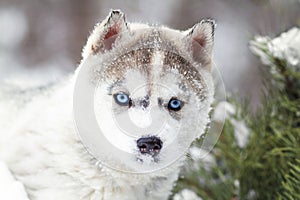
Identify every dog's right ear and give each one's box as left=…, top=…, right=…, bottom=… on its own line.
left=82, top=10, right=129, bottom=60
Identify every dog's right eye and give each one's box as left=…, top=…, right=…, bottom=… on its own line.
left=113, top=93, right=131, bottom=106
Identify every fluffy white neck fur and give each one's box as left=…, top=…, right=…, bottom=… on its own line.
left=0, top=77, right=185, bottom=200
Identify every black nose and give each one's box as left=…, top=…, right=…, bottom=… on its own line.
left=137, top=136, right=163, bottom=156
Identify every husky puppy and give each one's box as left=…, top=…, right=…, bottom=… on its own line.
left=0, top=10, right=215, bottom=200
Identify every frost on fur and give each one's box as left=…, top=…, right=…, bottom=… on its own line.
left=1, top=9, right=217, bottom=200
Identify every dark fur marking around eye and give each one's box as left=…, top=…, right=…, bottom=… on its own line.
left=163, top=51, right=207, bottom=101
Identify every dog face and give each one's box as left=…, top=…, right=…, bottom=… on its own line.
left=78, top=10, right=215, bottom=172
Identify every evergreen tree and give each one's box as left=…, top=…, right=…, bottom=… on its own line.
left=172, top=27, right=300, bottom=200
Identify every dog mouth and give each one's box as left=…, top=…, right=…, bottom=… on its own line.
left=136, top=136, right=163, bottom=162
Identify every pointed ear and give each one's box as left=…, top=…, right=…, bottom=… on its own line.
left=82, top=10, right=129, bottom=59
left=185, top=19, right=216, bottom=70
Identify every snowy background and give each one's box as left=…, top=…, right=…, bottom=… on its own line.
left=0, top=0, right=299, bottom=105
left=0, top=1, right=299, bottom=199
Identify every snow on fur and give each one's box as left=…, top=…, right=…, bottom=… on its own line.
left=0, top=10, right=215, bottom=200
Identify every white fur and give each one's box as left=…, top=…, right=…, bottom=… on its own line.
left=0, top=78, right=183, bottom=199
left=0, top=11, right=214, bottom=200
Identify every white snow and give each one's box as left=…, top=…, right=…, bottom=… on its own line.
left=173, top=189, right=202, bottom=200
left=213, top=101, right=236, bottom=122
left=231, top=119, right=250, bottom=148
left=250, top=27, right=300, bottom=67
left=213, top=101, right=250, bottom=148
left=269, top=27, right=300, bottom=66
left=189, top=147, right=216, bottom=171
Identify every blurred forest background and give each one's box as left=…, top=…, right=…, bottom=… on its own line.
left=0, top=0, right=299, bottom=108
left=0, top=1, right=299, bottom=199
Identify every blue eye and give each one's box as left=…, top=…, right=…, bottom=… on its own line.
left=113, top=93, right=130, bottom=106
left=168, top=98, right=183, bottom=111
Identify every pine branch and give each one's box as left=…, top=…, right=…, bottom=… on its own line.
left=171, top=27, right=300, bottom=200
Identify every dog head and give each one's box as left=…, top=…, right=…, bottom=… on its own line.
left=77, top=10, right=215, bottom=172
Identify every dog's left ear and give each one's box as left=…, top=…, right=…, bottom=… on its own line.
left=185, top=19, right=216, bottom=70
left=82, top=10, right=129, bottom=60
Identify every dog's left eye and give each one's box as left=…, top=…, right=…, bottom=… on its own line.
left=168, top=98, right=183, bottom=111
left=113, top=93, right=130, bottom=106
